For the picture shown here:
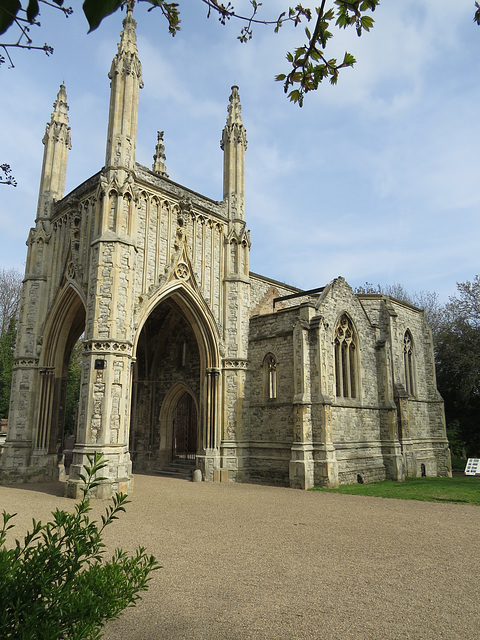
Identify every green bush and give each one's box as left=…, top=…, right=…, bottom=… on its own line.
left=451, top=455, right=468, bottom=471
left=0, top=453, right=160, bottom=639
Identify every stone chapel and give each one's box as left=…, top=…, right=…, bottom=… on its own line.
left=1, top=8, right=451, bottom=496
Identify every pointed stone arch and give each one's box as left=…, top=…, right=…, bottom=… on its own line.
left=333, top=312, right=359, bottom=399
left=35, top=284, right=86, bottom=459
left=134, top=281, right=221, bottom=371
left=158, top=382, right=199, bottom=464
left=403, top=329, right=416, bottom=397
left=131, top=283, right=221, bottom=476
left=263, top=352, right=278, bottom=400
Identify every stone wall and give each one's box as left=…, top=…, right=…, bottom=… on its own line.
left=250, top=273, right=318, bottom=316
left=243, top=307, right=298, bottom=483
left=240, top=277, right=450, bottom=487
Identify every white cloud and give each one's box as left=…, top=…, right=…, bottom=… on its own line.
left=1, top=2, right=479, bottom=302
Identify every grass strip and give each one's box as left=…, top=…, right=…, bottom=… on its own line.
left=310, top=476, right=480, bottom=505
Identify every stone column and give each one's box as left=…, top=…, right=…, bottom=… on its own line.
left=377, top=335, right=404, bottom=482
left=65, top=225, right=137, bottom=497
left=309, top=314, right=339, bottom=488
left=198, top=368, right=222, bottom=482
left=289, top=304, right=315, bottom=489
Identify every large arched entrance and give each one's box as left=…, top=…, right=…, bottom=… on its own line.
left=130, top=295, right=205, bottom=471
left=36, top=285, right=85, bottom=464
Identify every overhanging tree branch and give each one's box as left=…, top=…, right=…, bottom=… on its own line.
left=1, top=1, right=480, bottom=107
left=0, top=164, right=17, bottom=187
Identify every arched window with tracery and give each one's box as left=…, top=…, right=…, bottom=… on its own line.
left=404, top=330, right=415, bottom=396
left=334, top=314, right=357, bottom=399
left=263, top=353, right=277, bottom=400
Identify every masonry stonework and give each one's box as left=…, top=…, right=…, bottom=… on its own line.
left=1, top=8, right=451, bottom=495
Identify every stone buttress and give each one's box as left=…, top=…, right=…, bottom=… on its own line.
left=66, top=6, right=143, bottom=497
left=219, top=86, right=251, bottom=481
left=0, top=84, right=71, bottom=482
left=1, top=7, right=450, bottom=494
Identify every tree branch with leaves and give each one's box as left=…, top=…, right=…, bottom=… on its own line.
left=2, top=1, right=480, bottom=103
left=0, top=164, right=17, bottom=186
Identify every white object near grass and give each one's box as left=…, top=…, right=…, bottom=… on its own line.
left=464, top=459, right=480, bottom=476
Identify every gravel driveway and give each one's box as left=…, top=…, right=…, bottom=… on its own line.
left=1, top=474, right=478, bottom=639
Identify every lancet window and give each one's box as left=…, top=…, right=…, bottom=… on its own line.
left=179, top=335, right=188, bottom=368
left=404, top=330, right=415, bottom=396
left=334, top=314, right=357, bottom=399
left=264, top=353, right=277, bottom=400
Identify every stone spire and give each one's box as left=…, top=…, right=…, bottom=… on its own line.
left=36, top=83, right=71, bottom=219
left=105, top=2, right=143, bottom=172
left=152, top=130, right=169, bottom=177
left=221, top=85, right=247, bottom=221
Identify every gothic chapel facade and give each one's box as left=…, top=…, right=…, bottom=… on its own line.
left=1, top=9, right=451, bottom=496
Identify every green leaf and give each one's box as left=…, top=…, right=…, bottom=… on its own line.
left=26, top=0, right=39, bottom=23
left=475, top=2, right=480, bottom=25
left=0, top=0, right=21, bottom=36
left=324, top=8, right=335, bottom=20
left=289, top=89, right=300, bottom=103
left=82, top=0, right=124, bottom=33
left=361, top=15, right=374, bottom=31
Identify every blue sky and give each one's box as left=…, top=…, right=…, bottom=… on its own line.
left=1, top=0, right=479, bottom=302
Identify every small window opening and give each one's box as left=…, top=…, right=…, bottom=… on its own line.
left=179, top=337, right=187, bottom=368
left=264, top=354, right=277, bottom=400
left=404, top=330, right=415, bottom=396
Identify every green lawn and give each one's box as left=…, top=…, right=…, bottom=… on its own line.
left=310, top=476, right=480, bottom=505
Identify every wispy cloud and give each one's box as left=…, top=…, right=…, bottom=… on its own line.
left=1, top=2, right=479, bottom=302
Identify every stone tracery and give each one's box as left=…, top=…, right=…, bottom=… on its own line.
left=334, top=314, right=357, bottom=399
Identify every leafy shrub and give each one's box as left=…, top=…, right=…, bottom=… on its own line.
left=0, top=453, right=160, bottom=639
left=451, top=455, right=468, bottom=471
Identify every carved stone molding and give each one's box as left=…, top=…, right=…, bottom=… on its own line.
left=174, top=262, right=189, bottom=280
left=83, top=340, right=133, bottom=355
left=66, top=261, right=76, bottom=281
left=13, top=357, right=39, bottom=368
left=223, top=359, right=248, bottom=370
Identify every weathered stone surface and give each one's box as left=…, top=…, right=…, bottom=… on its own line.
left=1, top=9, right=451, bottom=495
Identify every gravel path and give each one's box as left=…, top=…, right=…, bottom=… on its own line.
left=1, top=475, right=479, bottom=639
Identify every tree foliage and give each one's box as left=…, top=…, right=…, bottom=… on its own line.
left=354, top=281, right=444, bottom=338
left=0, top=267, right=21, bottom=336
left=355, top=278, right=480, bottom=457
left=0, top=163, right=17, bottom=186
left=0, top=0, right=378, bottom=103
left=65, top=337, right=82, bottom=437
left=0, top=452, right=160, bottom=639
left=0, top=316, right=16, bottom=418
left=0, top=268, right=22, bottom=419
left=1, top=1, right=480, bottom=96
left=435, top=277, right=480, bottom=456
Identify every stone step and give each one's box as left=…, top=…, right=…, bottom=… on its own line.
left=154, top=459, right=196, bottom=480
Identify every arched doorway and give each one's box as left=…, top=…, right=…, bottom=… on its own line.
left=37, top=285, right=85, bottom=461
left=172, top=391, right=197, bottom=460
left=130, top=297, right=202, bottom=470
